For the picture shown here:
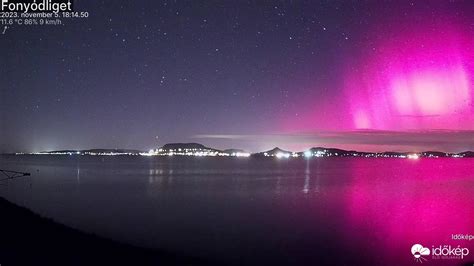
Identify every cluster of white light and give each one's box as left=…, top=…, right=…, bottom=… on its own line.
left=33, top=151, right=137, bottom=156
left=24, top=151, right=455, bottom=159
left=264, top=152, right=299, bottom=158
left=275, top=150, right=425, bottom=159
left=275, top=152, right=290, bottom=159
left=373, top=154, right=404, bottom=158
left=85, top=152, right=137, bottom=156
left=141, top=148, right=250, bottom=157
left=303, top=150, right=327, bottom=158
left=33, top=151, right=81, bottom=155
left=231, top=152, right=251, bottom=157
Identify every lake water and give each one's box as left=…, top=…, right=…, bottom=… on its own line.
left=1, top=155, right=473, bottom=265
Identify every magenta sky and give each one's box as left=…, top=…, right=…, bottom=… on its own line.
left=271, top=17, right=474, bottom=152
left=345, top=21, right=473, bottom=131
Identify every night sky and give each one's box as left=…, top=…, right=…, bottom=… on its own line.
left=2, top=0, right=474, bottom=153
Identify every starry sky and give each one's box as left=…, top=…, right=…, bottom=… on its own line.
left=1, top=0, right=474, bottom=153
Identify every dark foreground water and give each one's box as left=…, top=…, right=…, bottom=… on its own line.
left=1, top=155, right=473, bottom=266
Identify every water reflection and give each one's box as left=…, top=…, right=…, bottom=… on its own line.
left=0, top=155, right=473, bottom=266
left=147, top=169, right=174, bottom=196
left=302, top=161, right=310, bottom=194
left=275, top=175, right=281, bottom=195
left=345, top=159, right=474, bottom=265
left=76, top=168, right=81, bottom=184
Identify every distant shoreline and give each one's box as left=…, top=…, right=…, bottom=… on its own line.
left=5, top=143, right=473, bottom=158
left=4, top=152, right=474, bottom=159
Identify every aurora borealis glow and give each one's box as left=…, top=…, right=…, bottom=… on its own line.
left=346, top=21, right=473, bottom=131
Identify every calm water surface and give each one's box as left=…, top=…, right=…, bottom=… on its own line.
left=1, top=155, right=473, bottom=265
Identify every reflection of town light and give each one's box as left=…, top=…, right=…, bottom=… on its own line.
left=407, top=154, right=419, bottom=160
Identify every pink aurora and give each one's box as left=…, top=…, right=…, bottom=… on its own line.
left=346, top=22, right=474, bottom=131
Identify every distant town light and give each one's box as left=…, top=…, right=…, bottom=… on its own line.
left=235, top=152, right=251, bottom=157
left=276, top=152, right=290, bottom=159
left=26, top=146, right=468, bottom=159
